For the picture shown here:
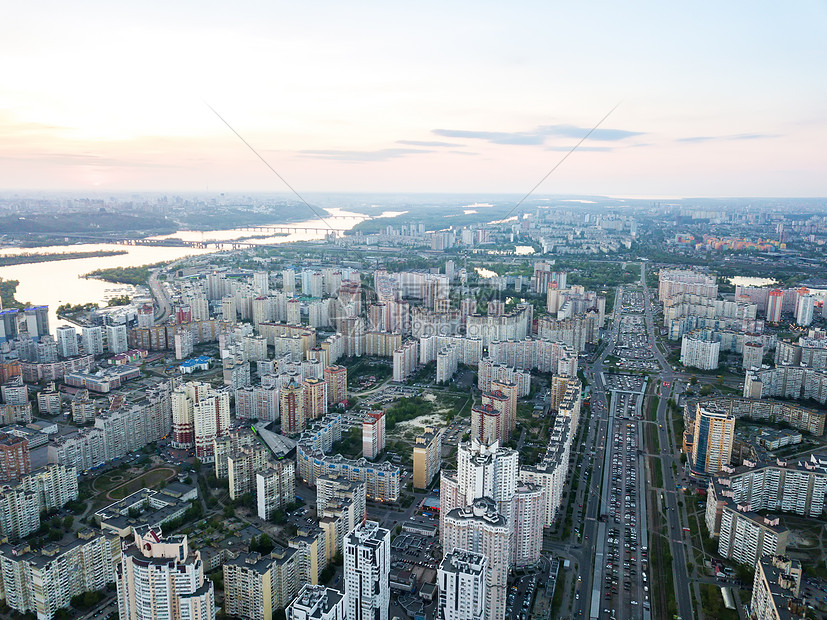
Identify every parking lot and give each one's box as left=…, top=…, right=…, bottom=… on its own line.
left=594, top=289, right=652, bottom=618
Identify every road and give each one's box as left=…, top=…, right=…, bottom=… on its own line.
left=641, top=262, right=695, bottom=620
left=569, top=287, right=622, bottom=620
left=147, top=262, right=177, bottom=323
left=583, top=288, right=650, bottom=620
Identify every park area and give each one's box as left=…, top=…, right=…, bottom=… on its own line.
left=93, top=467, right=178, bottom=501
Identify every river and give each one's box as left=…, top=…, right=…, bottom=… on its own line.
left=0, top=209, right=373, bottom=328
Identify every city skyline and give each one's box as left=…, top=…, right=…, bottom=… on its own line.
left=2, top=1, right=827, bottom=196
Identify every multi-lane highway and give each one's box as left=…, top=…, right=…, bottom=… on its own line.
left=568, top=288, right=622, bottom=620
left=571, top=263, right=697, bottom=620
left=586, top=289, right=651, bottom=620
left=640, top=262, right=695, bottom=620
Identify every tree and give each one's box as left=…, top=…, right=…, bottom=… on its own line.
left=223, top=504, right=235, bottom=518
left=193, top=458, right=202, bottom=473
left=250, top=533, right=274, bottom=555
left=62, top=515, right=74, bottom=530
left=690, top=375, right=698, bottom=385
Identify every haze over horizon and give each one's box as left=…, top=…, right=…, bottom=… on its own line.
left=2, top=1, right=826, bottom=197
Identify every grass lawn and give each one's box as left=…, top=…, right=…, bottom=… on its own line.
left=105, top=467, right=178, bottom=500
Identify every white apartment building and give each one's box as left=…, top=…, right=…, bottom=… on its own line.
left=1, top=530, right=119, bottom=620
left=56, top=325, right=78, bottom=358
left=235, top=384, right=280, bottom=422
left=796, top=294, right=814, bottom=327
left=81, top=325, right=105, bottom=356
left=487, top=338, right=577, bottom=375
left=287, top=585, right=347, bottom=620
left=744, top=366, right=827, bottom=405
left=512, top=482, right=545, bottom=567
left=440, top=439, right=519, bottom=533
left=117, top=526, right=214, bottom=620
left=256, top=461, right=297, bottom=520
left=316, top=477, right=367, bottom=522
left=0, top=486, right=40, bottom=540
left=658, top=268, right=718, bottom=302
left=750, top=555, right=804, bottom=620
left=477, top=358, right=531, bottom=397
left=438, top=549, right=487, bottom=620
left=442, top=498, right=511, bottom=620
left=106, top=323, right=128, bottom=354
left=706, top=455, right=827, bottom=523
left=344, top=521, right=390, bottom=620
left=743, top=340, right=764, bottom=371
left=717, top=503, right=788, bottom=567
left=681, top=330, right=721, bottom=370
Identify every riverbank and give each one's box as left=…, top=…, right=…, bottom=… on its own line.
left=0, top=250, right=127, bottom=267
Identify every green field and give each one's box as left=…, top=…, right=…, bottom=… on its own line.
left=98, top=467, right=177, bottom=500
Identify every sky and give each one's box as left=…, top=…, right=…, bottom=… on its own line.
left=2, top=1, right=826, bottom=197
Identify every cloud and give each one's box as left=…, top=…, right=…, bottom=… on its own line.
left=299, top=148, right=434, bottom=162
left=546, top=145, right=614, bottom=152
left=396, top=140, right=461, bottom=147
left=432, top=129, right=546, bottom=145
left=538, top=125, right=643, bottom=141
left=676, top=133, right=778, bottom=143
left=432, top=124, right=644, bottom=146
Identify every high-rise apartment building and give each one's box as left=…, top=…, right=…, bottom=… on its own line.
left=106, top=323, right=128, bottom=354
left=324, top=365, right=348, bottom=406
left=344, top=521, right=390, bottom=620
left=56, top=325, right=78, bottom=358
left=287, top=585, right=347, bottom=620
left=691, top=405, right=735, bottom=475
left=796, top=294, right=814, bottom=327
left=253, top=271, right=270, bottom=295
left=303, top=377, right=328, bottom=421
left=470, top=403, right=501, bottom=445
left=743, top=340, right=764, bottom=371
left=442, top=498, right=510, bottom=620
left=81, top=325, right=105, bottom=356
left=1, top=530, right=118, bottom=620
left=171, top=382, right=231, bottom=460
left=392, top=340, right=419, bottom=382
left=766, top=289, right=783, bottom=323
left=413, top=426, right=443, bottom=489
left=680, top=330, right=721, bottom=370
left=281, top=380, right=306, bottom=434
left=717, top=504, right=787, bottom=567
left=256, top=461, right=297, bottom=520
left=511, top=482, right=545, bottom=567
left=438, top=549, right=487, bottom=620
left=223, top=549, right=299, bottom=620
left=362, top=410, right=385, bottom=460
left=117, top=526, right=215, bottom=620
left=0, top=432, right=30, bottom=482
left=750, top=555, right=805, bottom=620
